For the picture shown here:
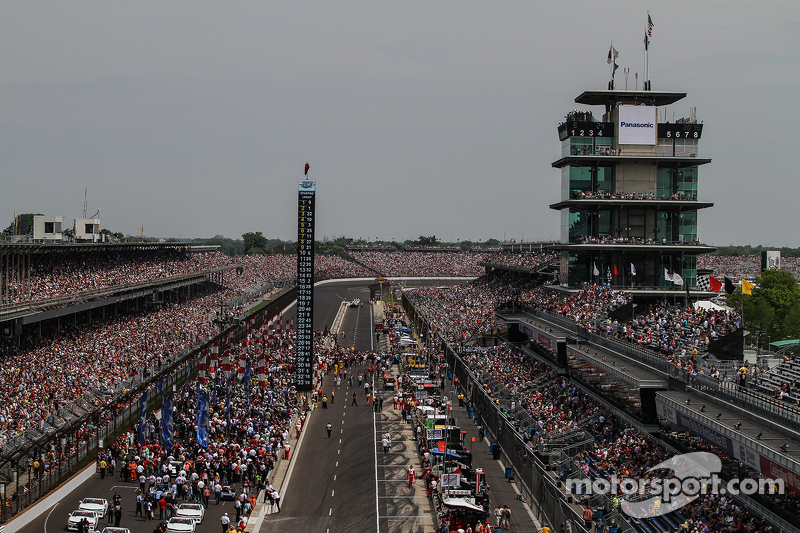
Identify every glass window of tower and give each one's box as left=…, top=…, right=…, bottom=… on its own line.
left=569, top=167, right=592, bottom=196
left=656, top=211, right=672, bottom=243
left=596, top=166, right=614, bottom=192
left=598, top=210, right=612, bottom=236
left=568, top=209, right=592, bottom=243
left=678, top=210, right=697, bottom=243
left=657, top=168, right=673, bottom=198
left=567, top=137, right=594, bottom=156
left=567, top=253, right=590, bottom=287
left=676, top=168, right=698, bottom=198
left=681, top=255, right=697, bottom=288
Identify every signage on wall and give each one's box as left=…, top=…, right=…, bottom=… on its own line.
left=618, top=105, right=656, bottom=145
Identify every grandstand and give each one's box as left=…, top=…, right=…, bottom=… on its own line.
left=402, top=261, right=800, bottom=533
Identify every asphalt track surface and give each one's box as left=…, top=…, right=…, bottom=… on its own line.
left=19, top=278, right=466, bottom=533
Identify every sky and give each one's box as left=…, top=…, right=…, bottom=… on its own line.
left=2, top=2, right=799, bottom=247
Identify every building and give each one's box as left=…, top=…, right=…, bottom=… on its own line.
left=549, top=89, right=715, bottom=292
left=32, top=215, right=63, bottom=242
left=74, top=217, right=101, bottom=242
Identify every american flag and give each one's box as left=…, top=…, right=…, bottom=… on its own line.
left=647, top=14, right=655, bottom=37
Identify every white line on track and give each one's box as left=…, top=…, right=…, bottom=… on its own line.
left=44, top=501, right=59, bottom=533
left=373, top=371, right=380, bottom=533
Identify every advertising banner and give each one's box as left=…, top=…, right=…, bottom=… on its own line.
left=618, top=105, right=656, bottom=145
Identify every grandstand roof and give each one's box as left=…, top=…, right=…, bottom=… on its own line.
left=574, top=90, right=687, bottom=107
left=771, top=340, right=800, bottom=348
left=549, top=199, right=714, bottom=212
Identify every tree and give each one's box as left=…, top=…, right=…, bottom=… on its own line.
left=736, top=269, right=800, bottom=348
left=3, top=213, right=42, bottom=236
left=418, top=236, right=439, bottom=246
left=242, top=232, right=268, bottom=255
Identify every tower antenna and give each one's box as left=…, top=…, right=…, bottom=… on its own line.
left=83, top=188, right=88, bottom=218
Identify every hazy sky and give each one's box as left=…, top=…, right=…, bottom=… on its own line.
left=2, top=2, right=798, bottom=246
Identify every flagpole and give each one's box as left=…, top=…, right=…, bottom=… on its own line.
left=645, top=24, right=649, bottom=87
left=741, top=286, right=746, bottom=348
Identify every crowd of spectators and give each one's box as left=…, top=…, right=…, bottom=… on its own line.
left=314, top=255, right=375, bottom=280
left=431, top=329, right=777, bottom=530
left=697, top=255, right=800, bottom=282
left=0, top=249, right=513, bottom=311
left=0, top=250, right=235, bottom=305
left=570, top=191, right=697, bottom=201
left=578, top=301, right=740, bottom=357
left=0, top=289, right=225, bottom=441
left=61, top=323, right=307, bottom=530
left=482, top=251, right=558, bottom=271
left=405, top=275, right=541, bottom=345
left=576, top=235, right=701, bottom=245
left=349, top=251, right=487, bottom=278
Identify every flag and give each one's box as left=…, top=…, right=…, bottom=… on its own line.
left=138, top=391, right=148, bottom=445
left=226, top=378, right=232, bottom=431
left=697, top=275, right=722, bottom=293
left=612, top=265, right=619, bottom=276
left=182, top=360, right=193, bottom=397
left=161, top=392, right=174, bottom=449
left=742, top=279, right=754, bottom=296
left=196, top=392, right=210, bottom=448
left=631, top=263, right=637, bottom=276
left=613, top=46, right=619, bottom=60
left=613, top=62, right=619, bottom=78
left=664, top=268, right=674, bottom=282
left=244, top=361, right=252, bottom=405
left=644, top=31, right=650, bottom=51
left=647, top=13, right=655, bottom=36
left=725, top=277, right=736, bottom=294
left=304, top=162, right=310, bottom=176
left=672, top=273, right=684, bottom=286
left=607, top=45, right=613, bottom=64
left=696, top=275, right=709, bottom=291
left=593, top=263, right=600, bottom=276
left=157, top=377, right=164, bottom=403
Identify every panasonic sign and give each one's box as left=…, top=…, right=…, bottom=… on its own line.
left=618, top=105, right=656, bottom=145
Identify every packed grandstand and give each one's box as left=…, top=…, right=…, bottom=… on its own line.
left=0, top=245, right=798, bottom=531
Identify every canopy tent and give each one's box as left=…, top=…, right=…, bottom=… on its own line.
left=693, top=300, right=731, bottom=312
left=441, top=497, right=484, bottom=512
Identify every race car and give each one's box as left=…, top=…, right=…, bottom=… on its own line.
left=220, top=486, right=237, bottom=501
left=165, top=517, right=197, bottom=533
left=101, top=528, right=130, bottom=533
left=175, top=503, right=205, bottom=523
left=66, top=510, right=99, bottom=531
left=78, top=498, right=108, bottom=518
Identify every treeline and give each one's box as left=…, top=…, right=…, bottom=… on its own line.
left=711, top=245, right=800, bottom=257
